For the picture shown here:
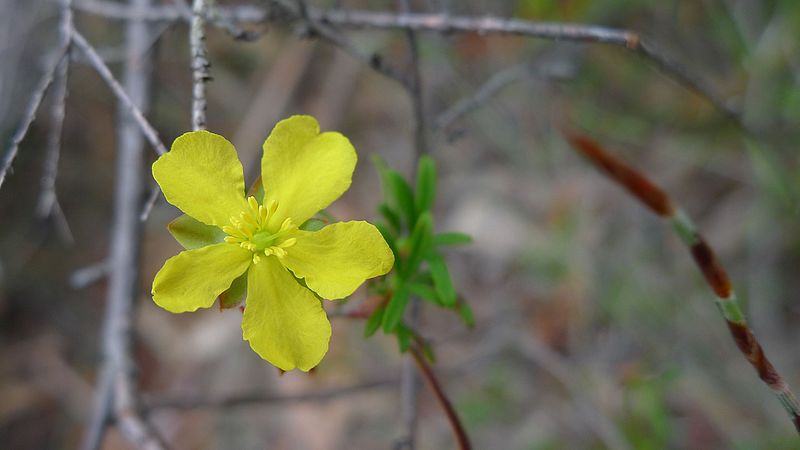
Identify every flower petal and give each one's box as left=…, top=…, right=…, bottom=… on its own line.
left=242, top=257, right=331, bottom=371
left=152, top=243, right=252, bottom=313
left=281, top=221, right=395, bottom=300
left=153, top=130, right=248, bottom=227
left=261, top=115, right=356, bottom=228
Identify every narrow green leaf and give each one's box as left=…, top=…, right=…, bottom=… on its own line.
left=168, top=214, right=226, bottom=250
left=405, top=212, right=433, bottom=277
left=396, top=324, right=412, bottom=352
left=382, top=284, right=410, bottom=332
left=364, top=304, right=385, bottom=337
left=415, top=155, right=437, bottom=213
left=378, top=203, right=402, bottom=233
left=388, top=171, right=416, bottom=228
left=457, top=301, right=475, bottom=328
left=406, top=281, right=442, bottom=306
left=427, top=252, right=457, bottom=306
left=433, top=232, right=472, bottom=247
left=219, top=272, right=247, bottom=309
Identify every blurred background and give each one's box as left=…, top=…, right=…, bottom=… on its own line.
left=2, top=0, right=800, bottom=448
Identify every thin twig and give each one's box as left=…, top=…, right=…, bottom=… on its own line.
left=409, top=345, right=471, bottom=450
left=139, top=183, right=161, bottom=222
left=73, top=0, right=743, bottom=131
left=71, top=29, right=167, bottom=156
left=144, top=377, right=397, bottom=411
left=70, top=259, right=110, bottom=289
left=36, top=0, right=74, bottom=220
left=433, top=60, right=574, bottom=135
left=0, top=47, right=68, bottom=190
left=562, top=129, right=800, bottom=434
left=72, top=25, right=168, bottom=224
left=291, top=0, right=409, bottom=89
left=190, top=0, right=209, bottom=131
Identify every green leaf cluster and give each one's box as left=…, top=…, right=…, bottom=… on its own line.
left=366, top=155, right=474, bottom=355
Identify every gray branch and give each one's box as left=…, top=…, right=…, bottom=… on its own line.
left=72, top=0, right=743, bottom=130
left=81, top=0, right=167, bottom=448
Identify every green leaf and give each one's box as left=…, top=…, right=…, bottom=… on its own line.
left=405, top=212, right=433, bottom=277
left=364, top=304, right=385, bottom=337
left=219, top=272, right=247, bottom=309
left=457, top=301, right=475, bottom=328
left=433, top=232, right=472, bottom=247
left=378, top=203, right=402, bottom=233
left=396, top=323, right=413, bottom=352
left=300, top=218, right=327, bottom=231
left=382, top=283, right=410, bottom=332
left=388, top=171, right=416, bottom=229
left=167, top=214, right=226, bottom=250
left=406, top=281, right=442, bottom=306
left=415, top=155, right=437, bottom=213
left=427, top=252, right=456, bottom=306
left=372, top=154, right=418, bottom=228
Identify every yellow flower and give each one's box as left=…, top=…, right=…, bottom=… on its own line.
left=151, top=115, right=394, bottom=371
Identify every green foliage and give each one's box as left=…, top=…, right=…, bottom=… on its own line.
left=368, top=155, right=474, bottom=349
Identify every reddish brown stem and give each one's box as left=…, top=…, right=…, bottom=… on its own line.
left=409, top=345, right=472, bottom=450
left=562, top=130, right=674, bottom=216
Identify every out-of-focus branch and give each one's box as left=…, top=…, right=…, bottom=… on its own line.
left=71, top=30, right=167, bottom=156
left=73, top=0, right=742, bottom=131
left=0, top=47, right=69, bottom=190
left=144, top=377, right=398, bottom=411
left=36, top=0, right=73, bottom=224
left=82, top=0, right=167, bottom=448
left=433, top=60, right=575, bottom=135
left=292, top=0, right=409, bottom=89
left=190, top=0, right=209, bottom=131
left=71, top=27, right=169, bottom=224
left=395, top=1, right=425, bottom=447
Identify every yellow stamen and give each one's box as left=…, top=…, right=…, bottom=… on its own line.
left=278, top=237, right=296, bottom=248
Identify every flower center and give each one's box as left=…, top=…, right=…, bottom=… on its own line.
left=222, top=196, right=297, bottom=264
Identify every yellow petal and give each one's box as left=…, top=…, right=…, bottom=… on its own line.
left=153, top=130, right=248, bottom=227
left=261, top=115, right=356, bottom=229
left=152, top=243, right=252, bottom=313
left=242, top=257, right=331, bottom=371
left=281, top=221, right=395, bottom=300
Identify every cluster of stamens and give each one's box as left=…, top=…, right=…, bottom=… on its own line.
left=223, top=196, right=297, bottom=264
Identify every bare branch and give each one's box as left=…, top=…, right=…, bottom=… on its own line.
left=433, top=60, right=574, bottom=134
left=83, top=0, right=168, bottom=448
left=70, top=259, right=109, bottom=289
left=144, top=377, right=397, bottom=411
left=395, top=2, right=425, bottom=446
left=73, top=0, right=743, bottom=131
left=0, top=47, right=68, bottom=190
left=36, top=0, right=73, bottom=219
left=71, top=30, right=167, bottom=156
